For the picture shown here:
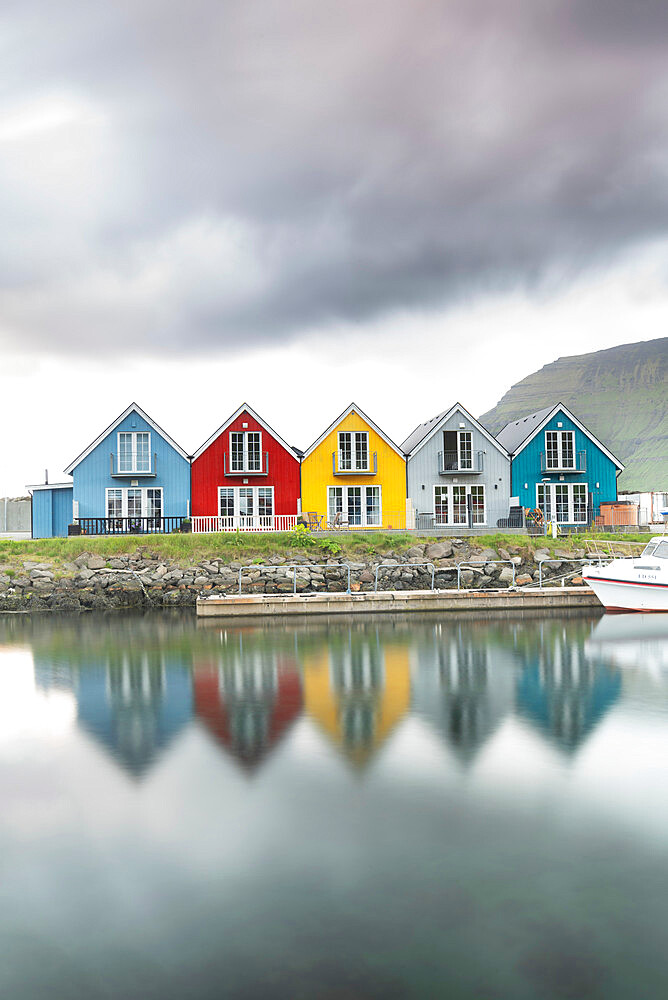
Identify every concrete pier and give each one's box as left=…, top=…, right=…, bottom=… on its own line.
left=196, top=587, right=600, bottom=618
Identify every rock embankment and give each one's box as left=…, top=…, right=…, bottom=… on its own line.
left=0, top=540, right=588, bottom=613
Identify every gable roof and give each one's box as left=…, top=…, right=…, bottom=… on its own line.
left=64, top=402, right=190, bottom=474
left=401, top=402, right=510, bottom=459
left=302, top=402, right=405, bottom=461
left=496, top=402, right=624, bottom=469
left=495, top=405, right=554, bottom=455
left=192, top=402, right=300, bottom=462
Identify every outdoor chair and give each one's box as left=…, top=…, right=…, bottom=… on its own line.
left=327, top=511, right=349, bottom=530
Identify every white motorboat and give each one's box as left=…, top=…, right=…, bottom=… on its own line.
left=583, top=536, right=668, bottom=612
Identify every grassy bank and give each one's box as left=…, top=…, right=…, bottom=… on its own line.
left=0, top=529, right=650, bottom=572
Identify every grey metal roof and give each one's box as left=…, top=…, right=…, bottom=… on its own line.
left=400, top=410, right=448, bottom=455
left=495, top=405, right=555, bottom=455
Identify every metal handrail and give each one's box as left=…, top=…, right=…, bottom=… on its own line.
left=237, top=562, right=351, bottom=595
left=536, top=557, right=601, bottom=589
left=374, top=562, right=435, bottom=592
left=456, top=559, right=516, bottom=590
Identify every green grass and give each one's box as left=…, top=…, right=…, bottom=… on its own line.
left=0, top=528, right=654, bottom=571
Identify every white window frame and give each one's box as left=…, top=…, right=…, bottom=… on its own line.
left=105, top=487, right=162, bottom=519
left=117, top=431, right=151, bottom=473
left=229, top=430, right=263, bottom=473
left=327, top=484, right=381, bottom=527
left=218, top=485, right=274, bottom=526
left=544, top=430, right=575, bottom=470
left=432, top=484, right=486, bottom=526
left=536, top=483, right=588, bottom=524
left=337, top=431, right=369, bottom=472
left=458, top=431, right=473, bottom=471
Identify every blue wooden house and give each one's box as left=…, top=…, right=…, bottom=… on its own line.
left=29, top=482, right=75, bottom=539
left=60, top=402, right=191, bottom=536
left=495, top=403, right=624, bottom=526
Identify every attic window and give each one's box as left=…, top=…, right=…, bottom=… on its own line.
left=118, top=432, right=151, bottom=473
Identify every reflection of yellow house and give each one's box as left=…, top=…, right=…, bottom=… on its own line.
left=302, top=640, right=411, bottom=767
left=300, top=403, right=407, bottom=529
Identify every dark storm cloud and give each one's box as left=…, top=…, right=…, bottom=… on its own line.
left=3, top=0, right=668, bottom=355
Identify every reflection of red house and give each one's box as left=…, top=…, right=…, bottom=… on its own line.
left=191, top=403, right=301, bottom=524
left=193, top=655, right=303, bottom=771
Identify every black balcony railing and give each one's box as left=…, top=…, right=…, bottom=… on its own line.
left=109, top=452, right=157, bottom=477
left=437, top=450, right=484, bottom=474
left=78, top=516, right=185, bottom=536
left=539, top=450, right=587, bottom=473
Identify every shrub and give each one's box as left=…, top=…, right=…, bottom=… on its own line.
left=288, top=524, right=316, bottom=549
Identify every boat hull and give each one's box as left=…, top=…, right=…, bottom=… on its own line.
left=583, top=570, right=668, bottom=612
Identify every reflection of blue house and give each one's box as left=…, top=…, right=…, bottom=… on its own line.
left=517, top=657, right=621, bottom=753
left=33, top=649, right=193, bottom=775
left=496, top=403, right=624, bottom=527
left=75, top=654, right=193, bottom=777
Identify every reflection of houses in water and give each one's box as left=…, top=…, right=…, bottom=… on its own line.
left=411, top=625, right=516, bottom=764
left=193, top=643, right=302, bottom=772
left=517, top=629, right=621, bottom=753
left=302, top=634, right=411, bottom=768
left=35, top=651, right=193, bottom=777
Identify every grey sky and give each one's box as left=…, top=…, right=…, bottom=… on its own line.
left=4, top=0, right=668, bottom=357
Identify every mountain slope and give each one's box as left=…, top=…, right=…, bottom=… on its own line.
left=479, top=338, right=668, bottom=491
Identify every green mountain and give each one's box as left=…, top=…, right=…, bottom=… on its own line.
left=479, top=338, right=668, bottom=491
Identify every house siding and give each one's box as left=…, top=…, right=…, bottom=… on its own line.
left=406, top=407, right=511, bottom=527
left=191, top=409, right=300, bottom=517
left=32, top=487, right=73, bottom=538
left=301, top=409, right=406, bottom=528
left=72, top=410, right=190, bottom=520
left=510, top=409, right=619, bottom=519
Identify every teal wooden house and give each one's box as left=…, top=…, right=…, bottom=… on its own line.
left=496, top=403, right=624, bottom=526
left=63, top=402, right=191, bottom=535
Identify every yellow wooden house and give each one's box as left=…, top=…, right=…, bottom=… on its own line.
left=300, top=403, right=407, bottom=529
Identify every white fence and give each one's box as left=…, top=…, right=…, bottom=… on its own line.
left=192, top=514, right=298, bottom=534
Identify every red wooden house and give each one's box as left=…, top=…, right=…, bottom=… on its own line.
left=191, top=403, right=301, bottom=531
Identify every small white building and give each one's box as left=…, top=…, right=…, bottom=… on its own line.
left=619, top=491, right=668, bottom=525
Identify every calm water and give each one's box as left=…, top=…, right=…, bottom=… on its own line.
left=1, top=610, right=667, bottom=1000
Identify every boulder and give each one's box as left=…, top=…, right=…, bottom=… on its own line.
left=516, top=574, right=533, bottom=586
left=87, top=555, right=107, bottom=570
left=406, top=545, right=425, bottom=559
left=533, top=549, right=550, bottom=563
left=425, top=542, right=452, bottom=559
left=498, top=567, right=515, bottom=586
left=51, top=594, right=81, bottom=612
